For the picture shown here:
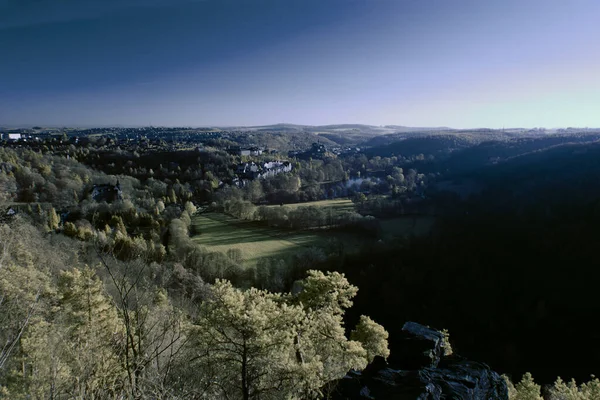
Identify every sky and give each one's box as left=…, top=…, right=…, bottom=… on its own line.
left=1, top=0, right=600, bottom=128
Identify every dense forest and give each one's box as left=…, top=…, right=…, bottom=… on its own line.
left=2, top=126, right=600, bottom=398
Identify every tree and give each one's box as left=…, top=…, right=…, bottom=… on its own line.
left=295, top=270, right=357, bottom=314
left=63, top=221, right=78, bottom=237
left=0, top=222, right=57, bottom=386
left=227, top=248, right=243, bottom=264
left=185, top=271, right=381, bottom=400
left=353, top=192, right=367, bottom=204
left=0, top=263, right=51, bottom=376
left=18, top=267, right=124, bottom=399
left=436, top=328, right=454, bottom=356
left=514, top=372, right=543, bottom=400
left=292, top=271, right=368, bottom=385
left=550, top=377, right=582, bottom=400
left=47, top=207, right=60, bottom=231
left=156, top=200, right=165, bottom=214
left=503, top=375, right=519, bottom=400
left=350, top=315, right=390, bottom=362
left=580, top=377, right=600, bottom=399
left=188, top=280, right=309, bottom=399
left=184, top=201, right=197, bottom=216
left=99, top=255, right=188, bottom=399
left=167, top=188, right=177, bottom=204
left=246, top=180, right=264, bottom=203
left=549, top=376, right=600, bottom=400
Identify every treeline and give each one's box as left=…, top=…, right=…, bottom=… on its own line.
left=505, top=372, right=600, bottom=400
left=217, top=198, right=380, bottom=235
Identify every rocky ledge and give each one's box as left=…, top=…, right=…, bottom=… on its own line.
left=332, top=322, right=508, bottom=400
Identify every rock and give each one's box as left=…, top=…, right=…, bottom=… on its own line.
left=394, top=321, right=445, bottom=370
left=331, top=322, right=508, bottom=400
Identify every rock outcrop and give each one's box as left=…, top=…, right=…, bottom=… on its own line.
left=332, top=322, right=508, bottom=400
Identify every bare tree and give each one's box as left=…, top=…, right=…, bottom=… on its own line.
left=96, top=249, right=189, bottom=399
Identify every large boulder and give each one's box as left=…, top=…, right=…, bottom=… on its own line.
left=394, top=321, right=445, bottom=370
left=332, top=322, right=508, bottom=400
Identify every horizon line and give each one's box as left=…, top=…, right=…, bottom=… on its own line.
left=1, top=123, right=595, bottom=131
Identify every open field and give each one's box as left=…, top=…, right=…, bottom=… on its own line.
left=192, top=211, right=363, bottom=266
left=192, top=199, right=434, bottom=266
left=266, top=198, right=356, bottom=213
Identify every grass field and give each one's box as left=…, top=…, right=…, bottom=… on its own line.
left=191, top=211, right=363, bottom=266
left=191, top=199, right=433, bottom=266
left=266, top=198, right=356, bottom=213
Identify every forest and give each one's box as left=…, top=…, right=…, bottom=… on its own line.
left=2, top=126, right=600, bottom=399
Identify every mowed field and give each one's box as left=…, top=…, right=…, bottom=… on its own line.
left=191, top=210, right=363, bottom=267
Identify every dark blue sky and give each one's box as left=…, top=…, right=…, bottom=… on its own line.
left=1, top=0, right=599, bottom=127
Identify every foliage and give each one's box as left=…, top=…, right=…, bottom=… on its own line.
left=295, top=270, right=357, bottom=313
left=20, top=267, right=124, bottom=399
left=513, top=372, right=543, bottom=400
left=503, top=374, right=519, bottom=400
left=440, top=328, right=453, bottom=356
left=46, top=207, right=60, bottom=231
left=505, top=373, right=600, bottom=400
left=548, top=376, right=600, bottom=400
left=186, top=280, right=310, bottom=399
left=350, top=315, right=390, bottom=362
left=183, top=271, right=377, bottom=399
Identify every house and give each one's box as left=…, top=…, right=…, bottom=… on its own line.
left=257, top=161, right=292, bottom=178
left=91, top=181, right=123, bottom=203
left=236, top=162, right=260, bottom=179
left=235, top=161, right=293, bottom=180
left=249, top=147, right=263, bottom=156
left=8, top=133, right=21, bottom=141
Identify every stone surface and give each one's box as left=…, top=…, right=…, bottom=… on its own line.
left=394, top=321, right=445, bottom=370
left=331, top=322, right=508, bottom=400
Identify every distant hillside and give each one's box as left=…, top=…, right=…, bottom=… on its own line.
left=232, top=130, right=338, bottom=151
left=219, top=124, right=458, bottom=145
left=363, top=134, right=477, bottom=158
left=382, top=125, right=451, bottom=132
left=439, top=132, right=600, bottom=177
